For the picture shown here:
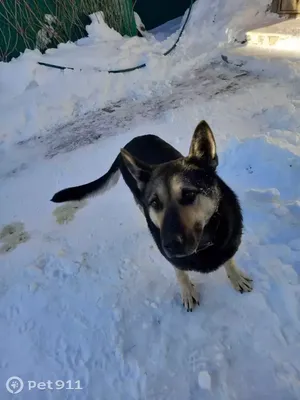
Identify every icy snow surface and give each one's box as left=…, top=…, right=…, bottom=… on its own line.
left=1, top=0, right=300, bottom=399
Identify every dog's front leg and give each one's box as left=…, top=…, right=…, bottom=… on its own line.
left=174, top=268, right=200, bottom=312
left=224, top=258, right=253, bottom=293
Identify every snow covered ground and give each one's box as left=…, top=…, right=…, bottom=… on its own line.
left=1, top=0, right=300, bottom=399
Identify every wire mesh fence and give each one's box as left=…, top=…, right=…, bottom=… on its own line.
left=0, top=0, right=136, bottom=62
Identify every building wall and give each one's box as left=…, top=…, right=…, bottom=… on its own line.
left=271, top=0, right=300, bottom=15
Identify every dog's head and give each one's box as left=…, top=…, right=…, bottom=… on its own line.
left=120, top=121, right=220, bottom=258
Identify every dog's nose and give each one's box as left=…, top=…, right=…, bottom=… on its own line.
left=163, top=235, right=184, bottom=256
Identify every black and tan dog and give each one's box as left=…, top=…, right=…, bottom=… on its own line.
left=51, top=121, right=253, bottom=311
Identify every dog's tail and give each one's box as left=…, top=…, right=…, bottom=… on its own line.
left=51, top=154, right=121, bottom=203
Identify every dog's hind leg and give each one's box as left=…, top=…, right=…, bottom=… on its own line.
left=174, top=268, right=200, bottom=312
left=225, top=258, right=253, bottom=293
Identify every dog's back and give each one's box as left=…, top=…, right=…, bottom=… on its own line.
left=51, top=135, right=182, bottom=203
left=125, top=134, right=182, bottom=165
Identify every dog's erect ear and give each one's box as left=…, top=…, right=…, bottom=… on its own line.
left=120, top=148, right=153, bottom=190
left=188, top=120, right=217, bottom=163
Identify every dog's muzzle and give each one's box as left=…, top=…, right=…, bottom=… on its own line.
left=163, top=234, right=185, bottom=258
left=162, top=233, right=200, bottom=258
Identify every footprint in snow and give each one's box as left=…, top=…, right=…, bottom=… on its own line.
left=0, top=222, right=30, bottom=254
left=52, top=200, right=87, bottom=225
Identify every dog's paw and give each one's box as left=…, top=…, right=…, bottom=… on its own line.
left=180, top=282, right=200, bottom=312
left=228, top=269, right=253, bottom=293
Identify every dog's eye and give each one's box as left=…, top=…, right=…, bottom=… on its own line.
left=149, top=195, right=163, bottom=211
left=181, top=190, right=197, bottom=205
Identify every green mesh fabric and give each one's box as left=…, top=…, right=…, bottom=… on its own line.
left=0, top=0, right=136, bottom=62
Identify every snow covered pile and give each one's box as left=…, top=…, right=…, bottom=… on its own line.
left=185, top=0, right=278, bottom=47
left=0, top=0, right=283, bottom=149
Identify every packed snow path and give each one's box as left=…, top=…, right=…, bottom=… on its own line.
left=2, top=59, right=255, bottom=176
left=1, top=58, right=300, bottom=400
